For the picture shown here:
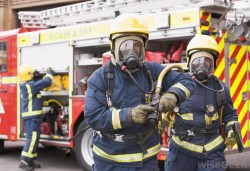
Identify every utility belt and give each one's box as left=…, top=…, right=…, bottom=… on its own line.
left=97, top=128, right=156, bottom=154
left=172, top=128, right=220, bottom=140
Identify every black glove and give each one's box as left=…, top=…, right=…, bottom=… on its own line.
left=46, top=67, right=54, bottom=75
left=129, top=104, right=155, bottom=124
left=32, top=70, right=43, bottom=80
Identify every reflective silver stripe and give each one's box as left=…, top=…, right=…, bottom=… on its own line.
left=204, top=135, right=224, bottom=151
left=177, top=113, right=193, bottom=120
left=21, top=131, right=38, bottom=158
left=172, top=83, right=190, bottom=99
left=93, top=143, right=160, bottom=163
left=172, top=135, right=224, bottom=153
left=172, top=135, right=203, bottom=153
left=21, top=151, right=37, bottom=158
left=22, top=110, right=43, bottom=117
left=111, top=108, right=122, bottom=130
left=226, top=121, right=236, bottom=128
left=26, top=84, right=32, bottom=112
left=45, top=73, right=53, bottom=80
left=28, top=131, right=37, bottom=156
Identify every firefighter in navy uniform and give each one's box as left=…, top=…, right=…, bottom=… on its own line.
left=84, top=13, right=195, bottom=171
left=18, top=65, right=53, bottom=171
left=163, top=35, right=240, bottom=171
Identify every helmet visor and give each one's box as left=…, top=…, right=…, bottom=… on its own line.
left=191, top=57, right=213, bottom=73
left=119, top=39, right=144, bottom=61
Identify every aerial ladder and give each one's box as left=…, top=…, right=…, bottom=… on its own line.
left=18, top=0, right=232, bottom=28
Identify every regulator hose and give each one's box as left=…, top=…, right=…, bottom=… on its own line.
left=147, top=64, right=184, bottom=125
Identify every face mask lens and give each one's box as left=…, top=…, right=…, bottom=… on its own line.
left=119, top=40, right=143, bottom=60
left=191, top=57, right=213, bottom=73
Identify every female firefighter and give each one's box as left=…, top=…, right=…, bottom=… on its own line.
left=84, top=13, right=195, bottom=171
left=18, top=65, right=53, bottom=171
left=163, top=35, right=240, bottom=171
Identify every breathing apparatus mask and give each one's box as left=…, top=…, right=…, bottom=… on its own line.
left=113, top=36, right=145, bottom=71
left=190, top=51, right=214, bottom=82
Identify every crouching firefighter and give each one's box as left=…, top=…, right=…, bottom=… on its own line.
left=162, top=35, right=242, bottom=171
left=84, top=13, right=195, bottom=171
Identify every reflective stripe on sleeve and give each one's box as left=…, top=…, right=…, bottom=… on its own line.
left=111, top=108, right=122, bottom=130
left=226, top=121, right=237, bottom=128
left=45, top=73, right=53, bottom=80
left=177, top=113, right=193, bottom=120
left=171, top=83, right=190, bottom=99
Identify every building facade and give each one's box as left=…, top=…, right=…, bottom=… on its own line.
left=0, top=0, right=85, bottom=31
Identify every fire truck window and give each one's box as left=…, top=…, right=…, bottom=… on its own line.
left=0, top=42, right=7, bottom=72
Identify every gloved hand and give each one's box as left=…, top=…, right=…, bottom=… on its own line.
left=46, top=67, right=54, bottom=75
left=130, top=104, right=155, bottom=124
left=225, top=130, right=236, bottom=146
left=159, top=93, right=177, bottom=113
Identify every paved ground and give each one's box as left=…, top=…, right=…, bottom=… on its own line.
left=0, top=141, right=82, bottom=171
left=0, top=141, right=249, bottom=171
left=225, top=148, right=250, bottom=171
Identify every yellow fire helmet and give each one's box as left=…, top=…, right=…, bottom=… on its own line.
left=186, top=35, right=219, bottom=68
left=109, top=13, right=149, bottom=49
left=18, top=64, right=34, bottom=82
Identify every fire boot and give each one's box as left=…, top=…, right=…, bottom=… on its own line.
left=19, top=160, right=34, bottom=171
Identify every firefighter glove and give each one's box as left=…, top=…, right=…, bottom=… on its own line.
left=130, top=104, right=155, bottom=124
left=159, top=93, right=177, bottom=113
left=225, top=130, right=236, bottom=146
left=46, top=67, right=54, bottom=75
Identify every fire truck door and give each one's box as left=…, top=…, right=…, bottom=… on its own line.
left=224, top=42, right=250, bottom=148
left=0, top=41, right=10, bottom=138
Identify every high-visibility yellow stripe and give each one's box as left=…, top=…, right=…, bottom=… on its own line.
left=26, top=84, right=33, bottom=112
left=204, top=135, right=224, bottom=151
left=45, top=73, right=53, bottom=80
left=172, top=135, right=224, bottom=153
left=172, top=136, right=203, bottom=153
left=226, top=121, right=236, bottom=128
left=229, top=46, right=245, bottom=80
left=177, top=113, right=193, bottom=120
left=230, top=48, right=246, bottom=96
left=212, top=112, right=219, bottom=121
left=171, top=83, right=190, bottom=99
left=93, top=143, right=160, bottom=163
left=234, top=82, right=247, bottom=109
left=22, top=110, right=43, bottom=117
left=21, top=151, right=37, bottom=158
left=238, top=102, right=247, bottom=123
left=111, top=108, right=122, bottom=130
left=214, top=33, right=227, bottom=78
left=241, top=120, right=249, bottom=143
left=28, top=131, right=37, bottom=155
left=1, top=76, right=17, bottom=84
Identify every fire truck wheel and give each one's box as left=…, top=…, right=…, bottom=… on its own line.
left=74, top=120, right=93, bottom=171
left=0, top=140, right=4, bottom=153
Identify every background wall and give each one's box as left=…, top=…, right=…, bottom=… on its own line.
left=0, top=0, right=85, bottom=31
